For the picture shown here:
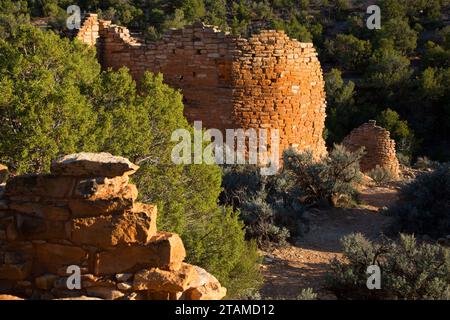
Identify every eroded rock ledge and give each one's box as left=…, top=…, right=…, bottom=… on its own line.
left=0, top=152, right=226, bottom=300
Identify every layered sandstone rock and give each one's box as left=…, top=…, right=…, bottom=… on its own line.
left=77, top=14, right=327, bottom=161
left=0, top=152, right=226, bottom=300
left=342, top=121, right=400, bottom=179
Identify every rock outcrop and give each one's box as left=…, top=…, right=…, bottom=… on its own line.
left=0, top=152, right=225, bottom=300
left=342, top=120, right=400, bottom=178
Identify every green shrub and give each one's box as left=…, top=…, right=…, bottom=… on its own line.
left=183, top=206, right=263, bottom=298
left=221, top=145, right=364, bottom=246
left=240, top=195, right=290, bottom=247
left=282, top=144, right=364, bottom=207
left=325, top=34, right=372, bottom=71
left=388, top=164, right=450, bottom=238
left=328, top=233, right=450, bottom=299
left=221, top=165, right=296, bottom=246
left=376, top=108, right=414, bottom=157
left=367, top=165, right=396, bottom=184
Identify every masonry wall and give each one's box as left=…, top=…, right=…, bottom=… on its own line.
left=0, top=153, right=226, bottom=300
left=77, top=14, right=327, bottom=159
left=342, top=120, right=400, bottom=178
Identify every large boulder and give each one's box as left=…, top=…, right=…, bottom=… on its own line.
left=51, top=152, right=139, bottom=177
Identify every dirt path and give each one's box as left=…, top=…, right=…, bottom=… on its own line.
left=260, top=185, right=399, bottom=299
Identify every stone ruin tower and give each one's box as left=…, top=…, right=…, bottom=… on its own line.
left=0, top=153, right=226, bottom=300
left=343, top=120, right=400, bottom=179
left=76, top=14, right=327, bottom=160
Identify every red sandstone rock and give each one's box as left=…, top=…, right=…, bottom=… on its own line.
left=0, top=153, right=225, bottom=300
left=70, top=203, right=157, bottom=248
left=133, top=263, right=197, bottom=292
left=5, top=175, right=77, bottom=199
left=184, top=266, right=227, bottom=300
left=35, top=274, right=59, bottom=290
left=0, top=242, right=33, bottom=280
left=14, top=214, right=67, bottom=241
left=0, top=262, right=32, bottom=281
left=73, top=175, right=129, bottom=198
left=95, top=232, right=186, bottom=275
left=68, top=184, right=137, bottom=217
left=86, top=286, right=124, bottom=300
left=51, top=152, right=139, bottom=177
left=33, top=243, right=87, bottom=274
left=10, top=203, right=70, bottom=221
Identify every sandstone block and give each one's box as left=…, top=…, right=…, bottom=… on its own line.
left=86, top=286, right=124, bottom=300
left=68, top=184, right=137, bottom=217
left=10, top=202, right=70, bottom=221
left=73, top=176, right=129, bottom=199
left=115, top=273, right=133, bottom=282
left=133, top=263, right=197, bottom=292
left=34, top=243, right=88, bottom=274
left=35, top=274, right=59, bottom=290
left=0, top=242, right=33, bottom=280
left=95, top=232, right=186, bottom=275
left=0, top=262, right=32, bottom=281
left=5, top=174, right=77, bottom=199
left=117, top=282, right=132, bottom=291
left=51, top=152, right=139, bottom=177
left=81, top=275, right=115, bottom=288
left=184, top=266, right=227, bottom=300
left=70, top=203, right=156, bottom=248
left=146, top=290, right=171, bottom=300
left=15, top=214, right=67, bottom=240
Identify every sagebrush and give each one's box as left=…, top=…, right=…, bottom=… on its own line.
left=328, top=233, right=450, bottom=300
left=388, top=164, right=450, bottom=238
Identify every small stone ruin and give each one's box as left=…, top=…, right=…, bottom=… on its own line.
left=0, top=153, right=226, bottom=300
left=342, top=120, right=400, bottom=179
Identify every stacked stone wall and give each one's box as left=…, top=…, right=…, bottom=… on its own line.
left=342, top=120, right=400, bottom=178
left=77, top=14, right=327, bottom=159
left=0, top=153, right=225, bottom=300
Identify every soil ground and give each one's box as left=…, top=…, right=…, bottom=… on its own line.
left=259, top=184, right=400, bottom=299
